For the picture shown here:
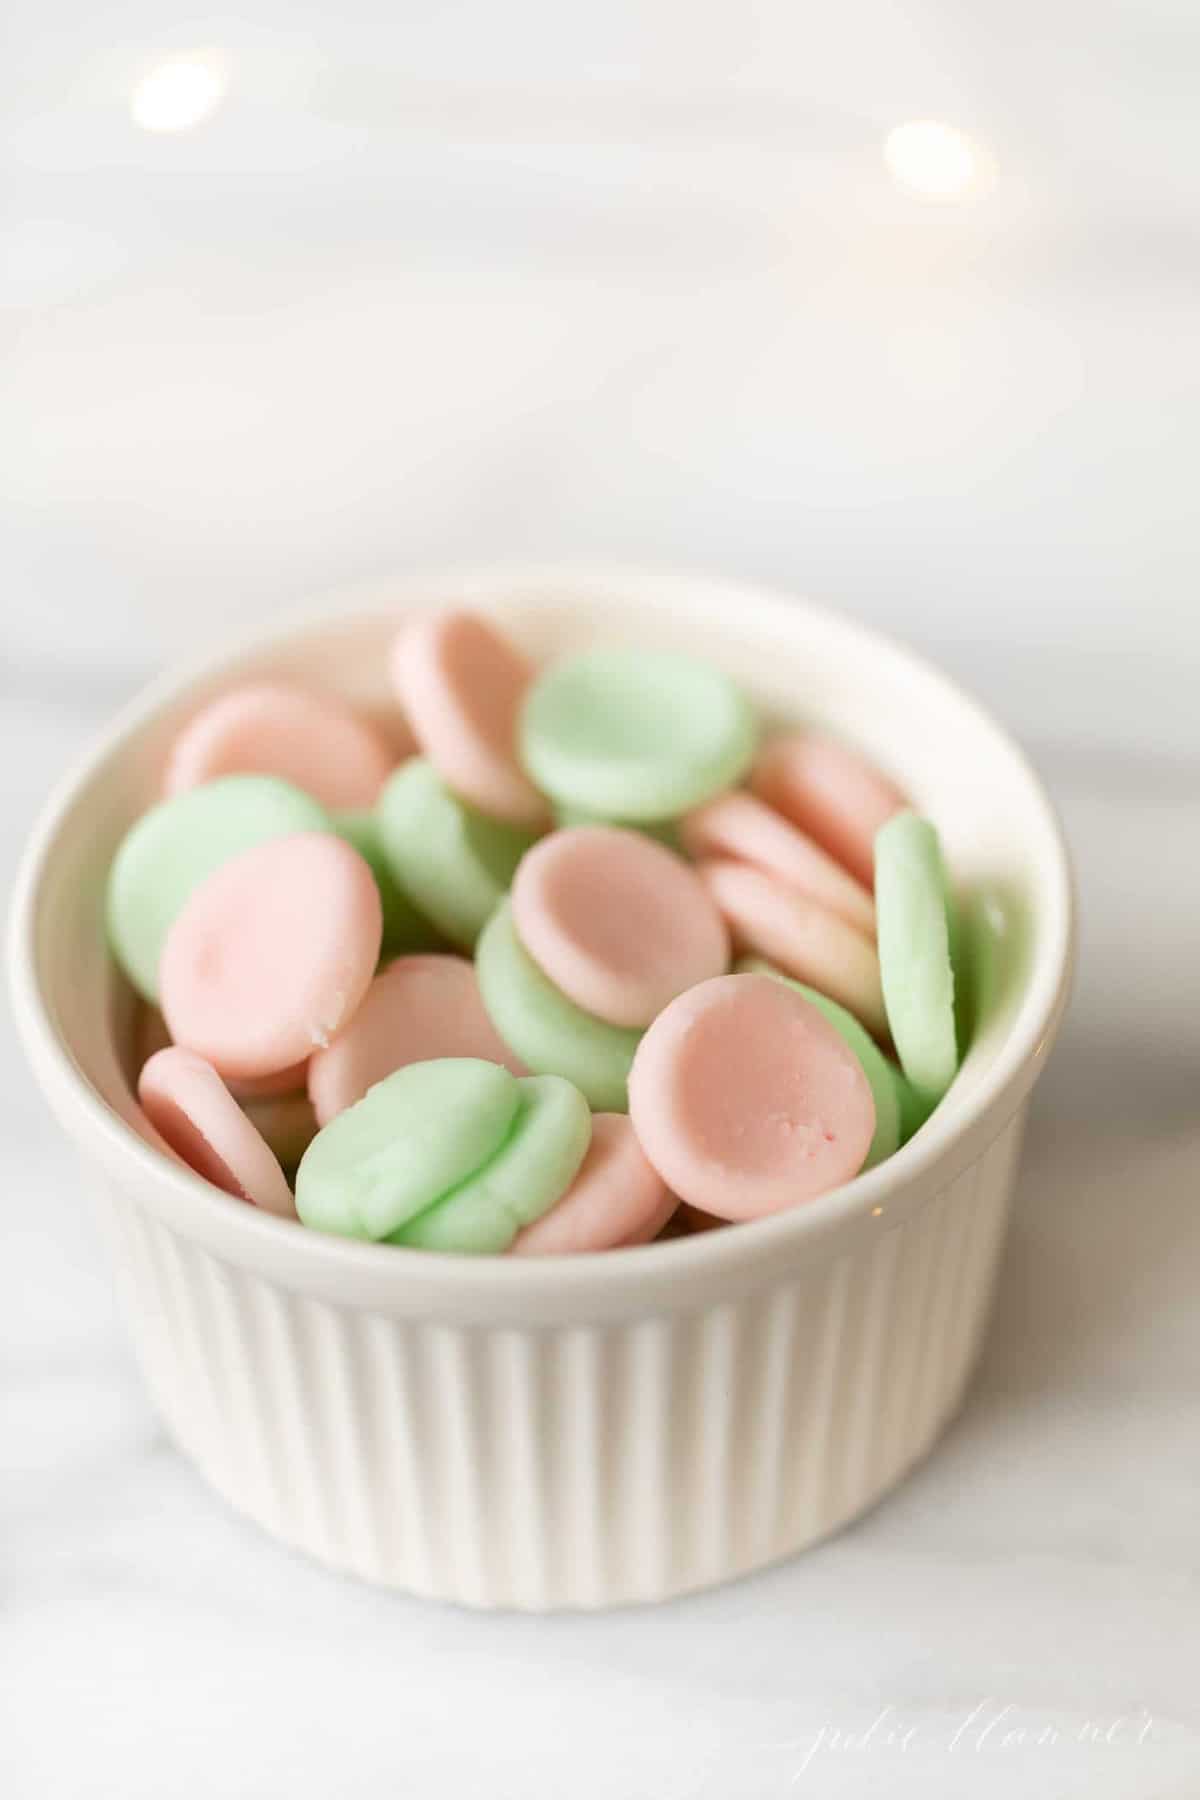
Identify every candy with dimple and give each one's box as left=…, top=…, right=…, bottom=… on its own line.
left=510, top=825, right=729, bottom=1028
left=521, top=646, right=757, bottom=822
left=138, top=1046, right=296, bottom=1217
left=680, top=791, right=875, bottom=938
left=511, top=1113, right=675, bottom=1254
left=376, top=758, right=538, bottom=950
left=751, top=732, right=907, bottom=891
left=296, top=1057, right=522, bottom=1240
left=307, top=953, right=523, bottom=1127
left=164, top=680, right=398, bottom=811
left=476, top=901, right=642, bottom=1112
left=874, top=812, right=959, bottom=1106
left=107, top=775, right=328, bottom=1002
left=160, top=832, right=382, bottom=1082
left=735, top=958, right=901, bottom=1169
left=392, top=610, right=548, bottom=828
left=628, top=973, right=876, bottom=1220
left=390, top=1073, right=591, bottom=1253
left=699, top=859, right=888, bottom=1041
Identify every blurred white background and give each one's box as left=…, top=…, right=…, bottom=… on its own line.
left=3, top=0, right=1198, bottom=755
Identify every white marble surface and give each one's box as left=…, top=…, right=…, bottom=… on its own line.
left=4, top=662, right=1200, bottom=1799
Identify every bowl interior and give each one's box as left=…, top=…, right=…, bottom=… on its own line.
left=16, top=566, right=1070, bottom=1272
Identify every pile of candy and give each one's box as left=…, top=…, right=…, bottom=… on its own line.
left=108, top=610, right=961, bottom=1254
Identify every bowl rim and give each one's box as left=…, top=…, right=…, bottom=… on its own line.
left=7, top=560, right=1076, bottom=1313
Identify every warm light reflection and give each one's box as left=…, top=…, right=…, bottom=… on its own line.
left=131, top=59, right=226, bottom=133
left=883, top=120, right=979, bottom=200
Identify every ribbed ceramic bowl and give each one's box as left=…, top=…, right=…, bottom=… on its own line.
left=8, top=565, right=1073, bottom=1610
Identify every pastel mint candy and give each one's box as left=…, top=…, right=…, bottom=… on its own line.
left=875, top=812, right=959, bottom=1107
left=376, top=759, right=539, bottom=950
left=391, top=1075, right=591, bottom=1253
left=521, top=648, right=756, bottom=823
left=333, top=808, right=440, bottom=955
left=106, top=774, right=329, bottom=1003
left=295, top=1058, right=521, bottom=1241
left=554, top=804, right=682, bottom=854
left=476, top=901, right=641, bottom=1112
left=895, top=1070, right=937, bottom=1145
left=735, top=957, right=902, bottom=1169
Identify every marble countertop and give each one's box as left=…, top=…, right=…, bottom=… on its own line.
left=4, top=653, right=1199, bottom=1800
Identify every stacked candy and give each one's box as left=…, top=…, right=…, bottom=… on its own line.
left=107, top=610, right=962, bottom=1254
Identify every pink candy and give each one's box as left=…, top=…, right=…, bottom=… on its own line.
left=161, top=833, right=382, bottom=1082
left=307, top=954, right=523, bottom=1127
left=138, top=1046, right=296, bottom=1218
left=511, top=826, right=729, bottom=1028
left=166, top=681, right=399, bottom=811
left=629, top=974, right=876, bottom=1221
left=680, top=790, right=875, bottom=938
left=392, top=610, right=549, bottom=829
left=698, top=860, right=888, bottom=1042
left=511, top=1114, right=675, bottom=1254
left=751, top=732, right=907, bottom=891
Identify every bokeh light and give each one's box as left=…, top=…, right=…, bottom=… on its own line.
left=883, top=120, right=980, bottom=199
left=131, top=59, right=226, bottom=133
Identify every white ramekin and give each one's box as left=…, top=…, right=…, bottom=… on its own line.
left=8, top=565, right=1074, bottom=1610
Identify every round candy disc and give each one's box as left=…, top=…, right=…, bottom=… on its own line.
left=895, top=1071, right=937, bottom=1144
left=296, top=1058, right=521, bottom=1240
left=736, top=959, right=901, bottom=1169
left=164, top=681, right=396, bottom=811
left=391, top=611, right=548, bottom=828
left=333, top=809, right=439, bottom=954
left=138, top=1046, right=295, bottom=1218
left=680, top=791, right=874, bottom=938
left=376, top=759, right=539, bottom=950
left=751, top=732, right=907, bottom=890
left=476, top=901, right=642, bottom=1112
left=106, top=775, right=328, bottom=1003
left=308, top=954, right=523, bottom=1126
left=555, top=804, right=681, bottom=852
left=628, top=973, right=876, bottom=1220
left=874, top=812, right=958, bottom=1105
left=160, top=833, right=382, bottom=1082
left=699, top=860, right=887, bottom=1040
left=520, top=647, right=756, bottom=823
left=391, top=1074, right=591, bottom=1254
left=511, top=826, right=729, bottom=1028
left=511, top=1113, right=674, bottom=1254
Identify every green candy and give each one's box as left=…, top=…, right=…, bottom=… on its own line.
left=894, top=1071, right=937, bottom=1145
left=875, top=812, right=959, bottom=1108
left=391, top=1075, right=591, bottom=1254
left=521, top=648, right=756, bottom=823
left=476, top=901, right=641, bottom=1112
left=554, top=804, right=682, bottom=853
left=376, top=759, right=539, bottom=950
left=333, top=809, right=440, bottom=954
left=295, top=1058, right=521, bottom=1241
left=106, top=774, right=329, bottom=1002
left=736, top=958, right=903, bottom=1169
